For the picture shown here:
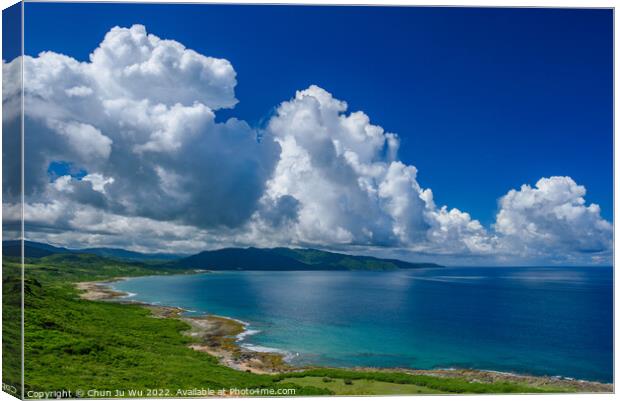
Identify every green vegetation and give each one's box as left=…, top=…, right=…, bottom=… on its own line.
left=177, top=247, right=441, bottom=271
left=3, top=258, right=23, bottom=398
left=5, top=240, right=440, bottom=270
left=1, top=251, right=592, bottom=398
left=4, top=241, right=181, bottom=261
left=20, top=253, right=180, bottom=283
left=281, top=377, right=442, bottom=395
left=275, top=369, right=568, bottom=394
left=9, top=254, right=328, bottom=397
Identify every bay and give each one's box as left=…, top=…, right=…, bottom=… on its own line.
left=112, top=266, right=613, bottom=382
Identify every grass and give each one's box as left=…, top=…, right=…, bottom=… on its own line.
left=3, top=259, right=23, bottom=398
left=1, top=253, right=586, bottom=397
left=3, top=255, right=329, bottom=397
left=274, top=369, right=567, bottom=394
left=24, top=283, right=315, bottom=395
left=280, top=377, right=443, bottom=395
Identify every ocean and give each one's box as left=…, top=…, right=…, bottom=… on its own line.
left=111, top=266, right=613, bottom=382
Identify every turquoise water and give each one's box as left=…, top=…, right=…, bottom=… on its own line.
left=112, top=267, right=613, bottom=382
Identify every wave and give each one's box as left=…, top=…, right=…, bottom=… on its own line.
left=237, top=329, right=260, bottom=342
left=209, top=314, right=250, bottom=327
left=241, top=343, right=299, bottom=363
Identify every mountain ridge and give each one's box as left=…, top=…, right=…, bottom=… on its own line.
left=2, top=240, right=184, bottom=261
left=3, top=240, right=442, bottom=270
left=175, top=246, right=442, bottom=270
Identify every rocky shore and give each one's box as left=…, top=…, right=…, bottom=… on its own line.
left=76, top=279, right=291, bottom=375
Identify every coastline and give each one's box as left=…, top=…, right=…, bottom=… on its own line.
left=76, top=277, right=293, bottom=375
left=76, top=279, right=133, bottom=301
left=75, top=277, right=613, bottom=392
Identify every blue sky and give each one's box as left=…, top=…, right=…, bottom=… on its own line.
left=2, top=2, right=21, bottom=61
left=24, top=4, right=613, bottom=226
left=4, top=3, right=611, bottom=263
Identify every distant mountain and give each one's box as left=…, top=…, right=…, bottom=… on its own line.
left=175, top=247, right=441, bottom=271
left=79, top=247, right=182, bottom=261
left=3, top=241, right=442, bottom=270
left=3, top=240, right=71, bottom=258
left=3, top=241, right=183, bottom=261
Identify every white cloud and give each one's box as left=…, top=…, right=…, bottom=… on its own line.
left=2, top=55, right=22, bottom=123
left=65, top=86, right=94, bottom=97
left=47, top=120, right=112, bottom=160
left=88, top=24, right=237, bottom=109
left=4, top=200, right=213, bottom=254
left=261, top=85, right=486, bottom=254
left=52, top=175, right=74, bottom=192
left=119, top=101, right=215, bottom=154
left=377, top=161, right=428, bottom=243
left=4, top=24, right=278, bottom=231
left=495, top=176, right=612, bottom=258
left=2, top=25, right=612, bottom=265
left=83, top=174, right=115, bottom=194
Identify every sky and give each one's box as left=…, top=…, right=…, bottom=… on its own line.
left=2, top=3, right=613, bottom=265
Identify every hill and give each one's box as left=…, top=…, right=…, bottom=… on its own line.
left=3, top=240, right=71, bottom=258
left=2, top=240, right=183, bottom=261
left=79, top=247, right=182, bottom=261
left=3, top=241, right=441, bottom=270
left=176, top=247, right=441, bottom=271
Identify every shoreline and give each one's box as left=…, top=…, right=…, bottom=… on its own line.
left=76, top=278, right=293, bottom=375
left=75, top=277, right=613, bottom=392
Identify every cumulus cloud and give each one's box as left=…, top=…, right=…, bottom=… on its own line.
left=65, top=86, right=94, bottom=97
left=5, top=24, right=278, bottom=232
left=88, top=24, right=237, bottom=109
left=259, top=85, right=491, bottom=255
left=2, top=25, right=612, bottom=264
left=495, top=176, right=612, bottom=259
left=47, top=120, right=112, bottom=160
left=82, top=174, right=115, bottom=194
left=6, top=200, right=214, bottom=254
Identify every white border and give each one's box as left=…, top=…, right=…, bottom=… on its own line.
left=0, top=1, right=616, bottom=401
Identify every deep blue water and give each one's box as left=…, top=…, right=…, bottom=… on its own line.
left=112, top=267, right=613, bottom=382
